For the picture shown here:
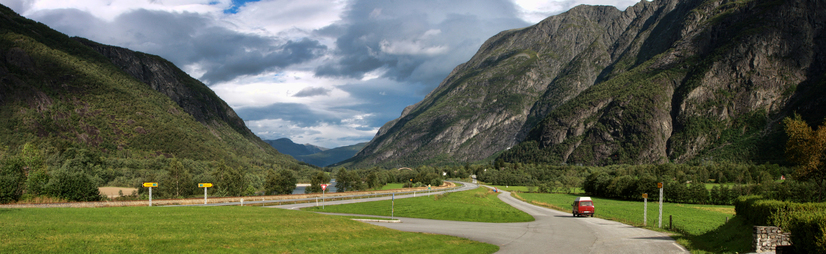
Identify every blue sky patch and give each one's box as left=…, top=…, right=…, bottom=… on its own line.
left=223, top=0, right=261, bottom=14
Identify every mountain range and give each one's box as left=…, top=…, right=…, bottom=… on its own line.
left=340, top=0, right=826, bottom=168
left=263, top=138, right=366, bottom=167
left=0, top=4, right=311, bottom=171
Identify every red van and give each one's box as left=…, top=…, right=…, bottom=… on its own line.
left=572, top=197, right=595, bottom=217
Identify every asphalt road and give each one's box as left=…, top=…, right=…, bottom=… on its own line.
left=271, top=183, right=688, bottom=254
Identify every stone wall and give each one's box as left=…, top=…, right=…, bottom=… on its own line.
left=753, top=226, right=792, bottom=253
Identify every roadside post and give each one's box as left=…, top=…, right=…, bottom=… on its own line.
left=658, top=182, right=664, bottom=228
left=321, top=184, right=327, bottom=209
left=391, top=193, right=395, bottom=220
left=428, top=184, right=431, bottom=195
left=199, top=183, right=212, bottom=205
left=642, top=193, right=648, bottom=226
left=143, top=182, right=157, bottom=206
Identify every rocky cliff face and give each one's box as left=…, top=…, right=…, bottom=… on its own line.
left=75, top=39, right=251, bottom=136
left=344, top=0, right=826, bottom=167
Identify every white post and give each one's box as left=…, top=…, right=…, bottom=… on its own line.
left=149, top=187, right=152, bottom=207
left=240, top=198, right=244, bottom=206
left=204, top=187, right=208, bottom=205
left=644, top=197, right=647, bottom=226
left=658, top=186, right=664, bottom=228
left=391, top=193, right=395, bottom=220
left=322, top=188, right=325, bottom=209
left=316, top=197, right=318, bottom=207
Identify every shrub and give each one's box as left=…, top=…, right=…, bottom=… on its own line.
left=45, top=170, right=101, bottom=202
left=430, top=178, right=443, bottom=187
left=0, top=157, right=25, bottom=203
left=25, top=168, right=50, bottom=196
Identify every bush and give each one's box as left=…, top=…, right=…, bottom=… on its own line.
left=430, top=178, right=443, bottom=187
left=265, top=168, right=297, bottom=195
left=26, top=168, right=50, bottom=196
left=0, top=157, right=26, bottom=203
left=45, top=170, right=101, bottom=202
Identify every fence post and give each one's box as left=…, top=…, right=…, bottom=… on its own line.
left=669, top=215, right=672, bottom=230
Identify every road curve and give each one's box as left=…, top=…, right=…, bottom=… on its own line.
left=272, top=183, right=688, bottom=254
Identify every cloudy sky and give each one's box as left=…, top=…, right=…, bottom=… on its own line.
left=2, top=0, right=638, bottom=148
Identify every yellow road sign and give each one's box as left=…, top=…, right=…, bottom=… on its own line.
left=143, top=182, right=158, bottom=187
left=642, top=193, right=648, bottom=199
left=199, top=183, right=213, bottom=188
left=657, top=182, right=663, bottom=189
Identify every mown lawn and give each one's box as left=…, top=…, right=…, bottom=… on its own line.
left=302, top=187, right=534, bottom=223
left=514, top=192, right=751, bottom=253
left=0, top=206, right=498, bottom=254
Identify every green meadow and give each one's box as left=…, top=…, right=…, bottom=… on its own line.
left=303, top=187, right=534, bottom=223
left=0, top=206, right=497, bottom=254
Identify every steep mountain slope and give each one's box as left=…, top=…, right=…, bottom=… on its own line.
left=294, top=142, right=366, bottom=167
left=263, top=138, right=326, bottom=157
left=0, top=4, right=309, bottom=170
left=344, top=0, right=826, bottom=167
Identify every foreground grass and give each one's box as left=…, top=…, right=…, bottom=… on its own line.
left=515, top=192, right=750, bottom=253
left=0, top=207, right=497, bottom=254
left=303, top=187, right=534, bottom=223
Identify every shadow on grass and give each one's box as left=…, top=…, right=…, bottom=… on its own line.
left=671, top=216, right=752, bottom=253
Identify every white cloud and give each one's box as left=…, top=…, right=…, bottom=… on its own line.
left=510, top=0, right=639, bottom=24
left=21, top=0, right=224, bottom=21
left=379, top=39, right=448, bottom=56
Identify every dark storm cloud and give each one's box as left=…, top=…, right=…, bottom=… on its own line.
left=28, top=8, right=326, bottom=84
left=314, top=0, right=530, bottom=92
left=234, top=103, right=337, bottom=126
left=293, top=86, right=331, bottom=97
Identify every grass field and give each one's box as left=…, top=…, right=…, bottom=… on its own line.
left=302, top=187, right=534, bottom=223
left=514, top=192, right=750, bottom=253
left=0, top=207, right=498, bottom=253
left=380, top=183, right=405, bottom=190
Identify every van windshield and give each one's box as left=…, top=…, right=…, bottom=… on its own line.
left=580, top=201, right=592, bottom=206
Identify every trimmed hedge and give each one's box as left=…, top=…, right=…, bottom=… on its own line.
left=788, top=212, right=826, bottom=253
left=735, top=195, right=826, bottom=253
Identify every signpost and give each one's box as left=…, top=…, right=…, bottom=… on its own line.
left=391, top=193, right=395, bottom=219
left=199, top=183, right=212, bottom=205
left=658, top=182, right=664, bottom=228
left=642, top=193, right=648, bottom=226
left=321, top=184, right=327, bottom=209
left=143, top=182, right=157, bottom=206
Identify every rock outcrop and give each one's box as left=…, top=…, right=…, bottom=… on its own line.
left=343, top=0, right=826, bottom=167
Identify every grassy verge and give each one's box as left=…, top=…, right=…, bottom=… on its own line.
left=514, top=192, right=751, bottom=253
left=302, top=187, right=534, bottom=223
left=380, top=183, right=405, bottom=190
left=0, top=207, right=497, bottom=253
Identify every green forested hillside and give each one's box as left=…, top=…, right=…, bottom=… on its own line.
left=0, top=4, right=315, bottom=202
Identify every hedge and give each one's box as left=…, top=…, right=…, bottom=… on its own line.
left=735, top=195, right=826, bottom=253
left=788, top=212, right=826, bottom=253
